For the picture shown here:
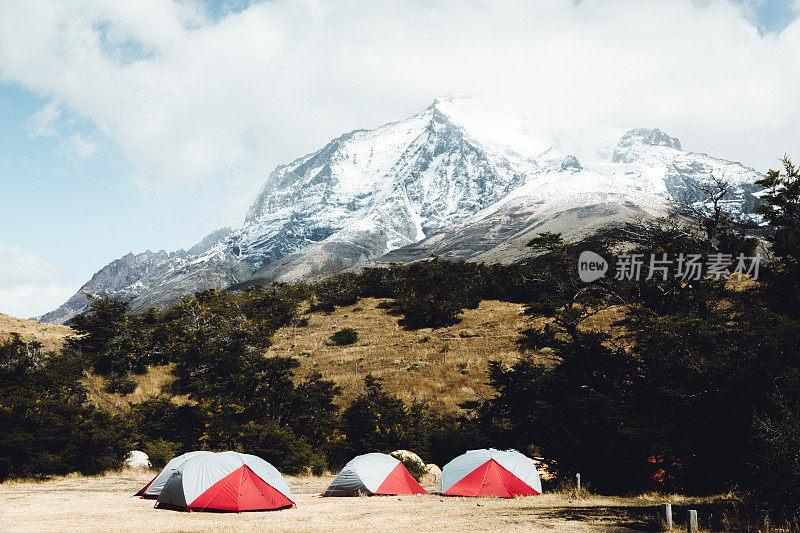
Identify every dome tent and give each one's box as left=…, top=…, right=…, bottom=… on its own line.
left=441, top=449, right=541, bottom=498
left=155, top=451, right=294, bottom=512
left=323, top=453, right=428, bottom=497
left=135, top=451, right=213, bottom=499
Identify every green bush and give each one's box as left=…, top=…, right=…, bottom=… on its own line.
left=329, top=327, right=358, bottom=346
left=0, top=336, right=130, bottom=480
left=142, top=439, right=179, bottom=469
left=239, top=421, right=326, bottom=475
left=392, top=453, right=427, bottom=482
left=313, top=273, right=362, bottom=312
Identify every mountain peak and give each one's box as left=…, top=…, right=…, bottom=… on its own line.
left=41, top=101, right=764, bottom=324
left=612, top=128, right=681, bottom=163
left=429, top=95, right=459, bottom=109
left=627, top=128, right=681, bottom=150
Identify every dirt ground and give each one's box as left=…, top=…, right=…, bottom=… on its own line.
left=0, top=470, right=711, bottom=532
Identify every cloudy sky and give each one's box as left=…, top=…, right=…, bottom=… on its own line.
left=0, top=0, right=799, bottom=318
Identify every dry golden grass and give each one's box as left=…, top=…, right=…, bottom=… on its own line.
left=82, top=365, right=193, bottom=414
left=266, top=298, right=633, bottom=411
left=0, top=312, right=73, bottom=352
left=266, top=298, right=536, bottom=411
left=73, top=298, right=631, bottom=414
left=0, top=470, right=724, bottom=532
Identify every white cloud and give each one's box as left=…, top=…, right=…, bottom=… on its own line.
left=26, top=100, right=61, bottom=138
left=0, top=285, right=78, bottom=319
left=68, top=132, right=99, bottom=158
left=1, top=0, right=799, bottom=202
left=0, top=240, right=75, bottom=318
left=0, top=240, right=60, bottom=288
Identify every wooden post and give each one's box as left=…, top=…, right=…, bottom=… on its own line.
left=576, top=473, right=581, bottom=494
left=687, top=510, right=698, bottom=533
left=355, top=361, right=358, bottom=379
left=661, top=503, right=672, bottom=530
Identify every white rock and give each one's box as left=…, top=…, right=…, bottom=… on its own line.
left=125, top=450, right=150, bottom=469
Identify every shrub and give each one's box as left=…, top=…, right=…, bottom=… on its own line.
left=338, top=376, right=438, bottom=463
left=459, top=329, right=477, bottom=338
left=389, top=259, right=486, bottom=330
left=392, top=453, right=427, bottom=482
left=313, top=273, right=362, bottom=312
left=0, top=336, right=130, bottom=479
left=239, top=421, right=326, bottom=475
left=329, top=327, right=358, bottom=346
left=104, top=375, right=137, bottom=395
left=142, top=439, right=179, bottom=469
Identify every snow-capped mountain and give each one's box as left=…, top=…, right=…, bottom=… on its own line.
left=41, top=97, right=764, bottom=323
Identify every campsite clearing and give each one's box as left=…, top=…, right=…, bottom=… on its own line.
left=0, top=470, right=727, bottom=532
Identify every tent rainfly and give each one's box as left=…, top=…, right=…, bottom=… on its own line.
left=135, top=451, right=213, bottom=499
left=441, top=449, right=542, bottom=498
left=323, top=453, right=428, bottom=497
left=155, top=451, right=295, bottom=512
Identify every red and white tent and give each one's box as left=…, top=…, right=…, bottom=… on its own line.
left=155, top=451, right=295, bottom=512
left=323, top=453, right=428, bottom=496
left=441, top=449, right=542, bottom=498
left=135, top=451, right=213, bottom=499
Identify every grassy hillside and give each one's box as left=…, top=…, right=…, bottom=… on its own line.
left=266, top=298, right=625, bottom=411
left=0, top=313, right=72, bottom=352
left=267, top=298, right=531, bottom=411
left=79, top=297, right=626, bottom=413
left=82, top=298, right=534, bottom=412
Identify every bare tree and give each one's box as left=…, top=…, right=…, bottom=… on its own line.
left=676, top=174, right=732, bottom=243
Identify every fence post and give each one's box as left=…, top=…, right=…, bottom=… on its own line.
left=355, top=361, right=358, bottom=379
left=687, top=510, right=698, bottom=533
left=661, top=503, right=672, bottom=530
left=576, top=473, right=581, bottom=494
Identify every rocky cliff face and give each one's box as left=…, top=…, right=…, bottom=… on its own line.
left=39, top=250, right=174, bottom=323
left=41, top=98, right=765, bottom=323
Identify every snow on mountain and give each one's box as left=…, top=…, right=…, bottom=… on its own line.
left=41, top=97, right=765, bottom=323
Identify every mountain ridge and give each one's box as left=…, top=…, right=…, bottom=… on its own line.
left=40, top=98, right=764, bottom=323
